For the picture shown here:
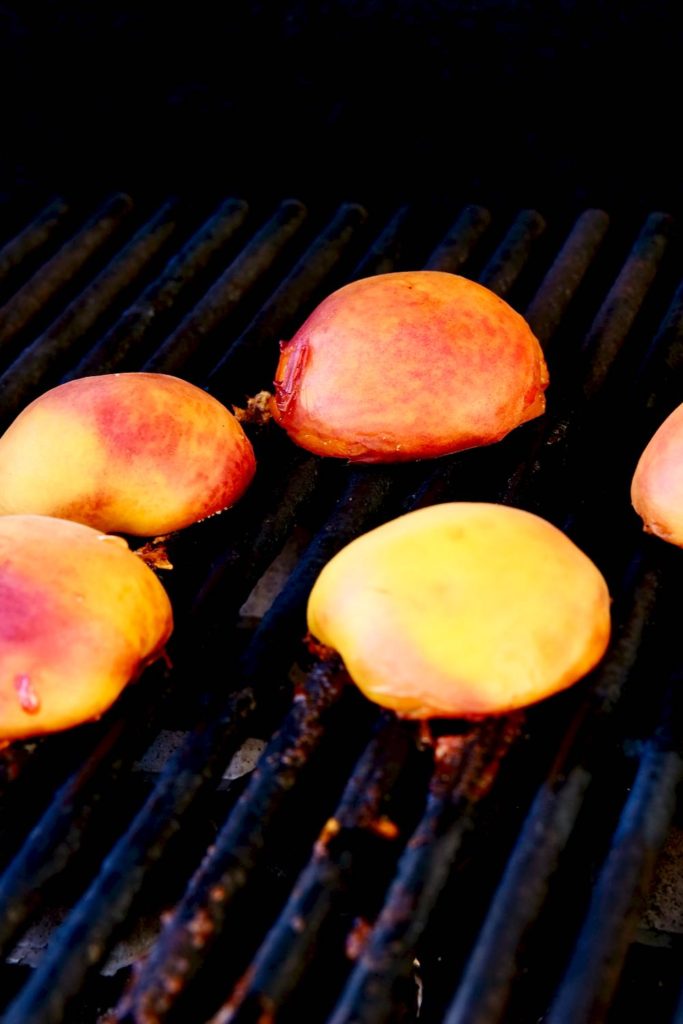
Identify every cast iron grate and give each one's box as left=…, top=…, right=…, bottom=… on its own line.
left=0, top=194, right=681, bottom=1024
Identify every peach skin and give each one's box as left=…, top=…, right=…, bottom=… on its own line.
left=272, top=271, right=548, bottom=462
left=0, top=373, right=256, bottom=536
left=0, top=515, right=173, bottom=741
left=307, top=503, right=611, bottom=718
left=631, top=403, right=683, bottom=547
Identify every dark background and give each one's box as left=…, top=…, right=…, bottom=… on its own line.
left=0, top=1, right=680, bottom=216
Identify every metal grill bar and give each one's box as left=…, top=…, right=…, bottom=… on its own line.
left=442, top=555, right=661, bottom=1024
left=440, top=233, right=683, bottom=1023
left=546, top=681, right=683, bottom=1024
left=0, top=201, right=179, bottom=426
left=477, top=208, right=546, bottom=295
left=214, top=717, right=416, bottom=1023
left=205, top=202, right=368, bottom=404
left=2, top=685, right=257, bottom=1024
left=116, top=661, right=378, bottom=1024
left=144, top=200, right=307, bottom=376
left=0, top=198, right=72, bottom=286
left=423, top=204, right=491, bottom=271
left=0, top=193, right=133, bottom=360
left=504, top=212, right=674, bottom=516
left=580, top=212, right=672, bottom=402
left=326, top=718, right=523, bottom=1024
left=65, top=197, right=249, bottom=379
left=524, top=209, right=610, bottom=344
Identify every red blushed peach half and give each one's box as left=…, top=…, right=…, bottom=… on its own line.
left=307, top=503, right=611, bottom=718
left=631, top=403, right=683, bottom=547
left=272, top=271, right=548, bottom=462
left=0, top=515, right=173, bottom=742
left=0, top=373, right=256, bottom=536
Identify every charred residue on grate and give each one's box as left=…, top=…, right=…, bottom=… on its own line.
left=0, top=195, right=680, bottom=1024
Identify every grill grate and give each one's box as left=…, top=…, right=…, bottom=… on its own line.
left=0, top=195, right=681, bottom=1024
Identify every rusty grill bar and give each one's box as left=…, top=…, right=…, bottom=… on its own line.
left=0, top=195, right=681, bottom=1024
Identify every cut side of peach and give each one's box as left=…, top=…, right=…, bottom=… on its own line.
left=272, top=271, right=548, bottom=462
left=307, top=503, right=611, bottom=718
left=0, top=373, right=256, bottom=536
left=0, top=515, right=173, bottom=742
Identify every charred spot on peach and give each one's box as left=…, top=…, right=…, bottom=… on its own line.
left=307, top=503, right=611, bottom=718
left=272, top=271, right=548, bottom=462
left=0, top=373, right=256, bottom=536
left=0, top=515, right=173, bottom=742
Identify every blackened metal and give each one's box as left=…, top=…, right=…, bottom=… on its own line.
left=237, top=464, right=416, bottom=687
left=206, top=203, right=369, bottom=403
left=0, top=198, right=71, bottom=285
left=545, top=684, right=683, bottom=1024
left=423, top=205, right=491, bottom=272
left=0, top=201, right=180, bottom=427
left=145, top=200, right=307, bottom=376
left=478, top=209, right=546, bottom=295
left=327, top=717, right=523, bottom=1024
left=525, top=210, right=610, bottom=344
left=185, top=445, right=327, bottom=629
left=116, top=660, right=354, bottom=1024
left=211, top=718, right=415, bottom=1024
left=442, top=557, right=662, bottom=1024
left=351, top=205, right=413, bottom=278
left=2, top=687, right=257, bottom=1024
left=0, top=715, right=133, bottom=957
left=634, top=275, right=683, bottom=427
left=580, top=212, right=672, bottom=402
left=504, top=213, right=674, bottom=512
left=66, top=198, right=249, bottom=379
left=0, top=193, right=133, bottom=358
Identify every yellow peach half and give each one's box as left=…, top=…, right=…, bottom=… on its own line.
left=0, top=373, right=256, bottom=536
left=0, top=515, right=173, bottom=741
left=631, top=403, right=683, bottom=547
left=272, top=271, right=548, bottom=462
left=307, top=503, right=611, bottom=718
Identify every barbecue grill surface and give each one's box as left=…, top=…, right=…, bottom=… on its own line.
left=0, top=195, right=681, bottom=1024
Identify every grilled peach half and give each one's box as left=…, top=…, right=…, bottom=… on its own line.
left=0, top=373, right=255, bottom=536
left=0, top=515, right=173, bottom=741
left=307, top=503, right=611, bottom=718
left=272, top=271, right=548, bottom=462
left=631, top=403, right=683, bottom=547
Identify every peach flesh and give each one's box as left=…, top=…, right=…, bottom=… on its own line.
left=0, top=373, right=256, bottom=536
left=307, top=503, right=611, bottom=718
left=631, top=403, right=683, bottom=547
left=0, top=515, right=173, bottom=741
left=272, top=271, right=548, bottom=462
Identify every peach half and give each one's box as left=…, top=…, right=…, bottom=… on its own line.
left=0, top=373, right=256, bottom=536
left=0, top=515, right=173, bottom=741
left=272, top=271, right=548, bottom=462
left=307, top=503, right=611, bottom=718
left=631, top=403, right=683, bottom=547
